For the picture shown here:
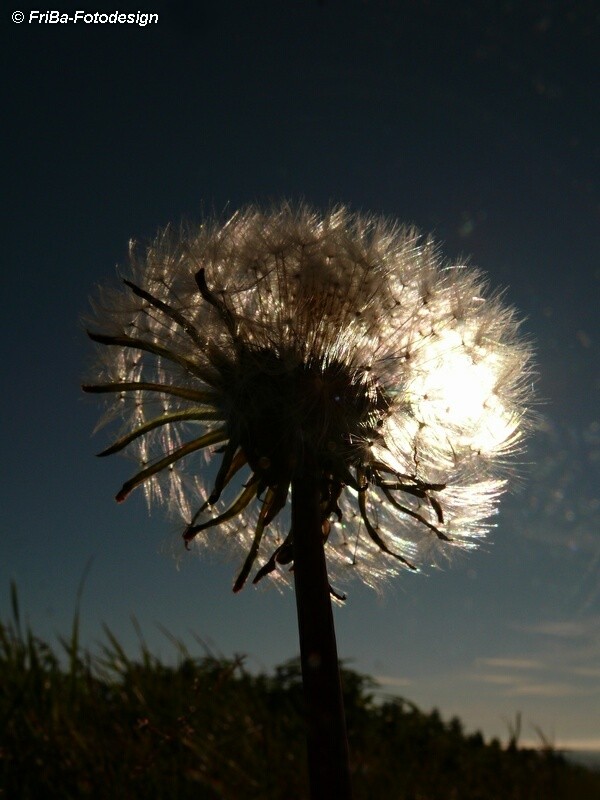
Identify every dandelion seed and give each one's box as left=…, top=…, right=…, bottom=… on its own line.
left=83, top=203, right=533, bottom=798
left=83, top=204, right=532, bottom=594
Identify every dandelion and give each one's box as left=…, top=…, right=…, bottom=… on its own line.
left=83, top=204, right=532, bottom=797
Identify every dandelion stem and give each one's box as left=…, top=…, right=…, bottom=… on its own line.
left=291, top=464, right=353, bottom=800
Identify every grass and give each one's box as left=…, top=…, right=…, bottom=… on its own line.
left=2, top=583, right=599, bottom=799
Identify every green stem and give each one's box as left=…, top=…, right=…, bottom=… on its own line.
left=291, top=466, right=353, bottom=800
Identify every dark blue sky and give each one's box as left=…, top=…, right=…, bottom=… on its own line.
left=3, top=0, right=599, bottom=749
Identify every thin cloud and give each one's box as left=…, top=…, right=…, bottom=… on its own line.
left=374, top=675, right=413, bottom=690
left=571, top=666, right=600, bottom=678
left=469, top=650, right=600, bottom=698
left=470, top=673, right=517, bottom=685
left=477, top=657, right=543, bottom=670
left=513, top=616, right=600, bottom=639
left=518, top=621, right=588, bottom=637
left=504, top=682, right=590, bottom=698
left=553, top=737, right=600, bottom=752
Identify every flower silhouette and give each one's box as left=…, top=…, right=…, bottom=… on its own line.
left=84, top=205, right=532, bottom=595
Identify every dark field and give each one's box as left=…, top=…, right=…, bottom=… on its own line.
left=2, top=588, right=599, bottom=800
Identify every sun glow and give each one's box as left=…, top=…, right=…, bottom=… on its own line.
left=407, top=325, right=520, bottom=457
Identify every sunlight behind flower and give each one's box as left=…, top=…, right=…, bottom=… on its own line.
left=83, top=204, right=533, bottom=594
left=407, top=325, right=522, bottom=457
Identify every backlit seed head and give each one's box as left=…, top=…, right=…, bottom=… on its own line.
left=83, top=204, right=533, bottom=595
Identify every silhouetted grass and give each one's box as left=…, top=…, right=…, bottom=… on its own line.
left=2, top=584, right=599, bottom=799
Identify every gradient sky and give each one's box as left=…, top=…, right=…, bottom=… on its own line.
left=3, top=0, right=599, bottom=751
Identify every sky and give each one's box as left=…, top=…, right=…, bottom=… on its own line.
left=3, top=0, right=599, bottom=753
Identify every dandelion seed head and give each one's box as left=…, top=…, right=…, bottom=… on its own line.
left=84, top=204, right=533, bottom=594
